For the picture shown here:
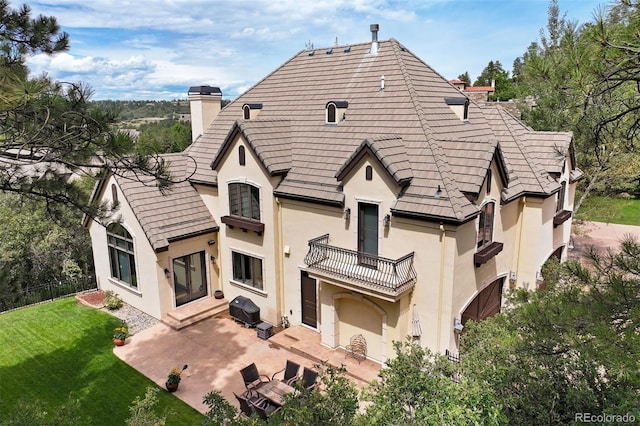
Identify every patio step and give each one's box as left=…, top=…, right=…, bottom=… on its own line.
left=162, top=297, right=229, bottom=330
left=270, top=328, right=374, bottom=385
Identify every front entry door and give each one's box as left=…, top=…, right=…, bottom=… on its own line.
left=173, top=252, right=207, bottom=307
left=301, top=271, right=317, bottom=328
left=358, top=203, right=379, bottom=267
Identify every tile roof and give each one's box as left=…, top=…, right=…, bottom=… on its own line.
left=211, top=119, right=292, bottom=175
left=115, top=153, right=218, bottom=252
left=482, top=105, right=561, bottom=201
left=185, top=38, right=570, bottom=223
left=335, top=136, right=413, bottom=186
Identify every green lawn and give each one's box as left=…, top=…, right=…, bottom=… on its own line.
left=0, top=298, right=204, bottom=425
left=576, top=195, right=640, bottom=226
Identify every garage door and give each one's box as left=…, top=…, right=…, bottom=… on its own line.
left=461, top=277, right=504, bottom=325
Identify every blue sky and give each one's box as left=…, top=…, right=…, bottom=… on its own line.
left=23, top=0, right=604, bottom=101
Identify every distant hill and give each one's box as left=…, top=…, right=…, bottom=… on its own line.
left=91, top=99, right=232, bottom=126
left=91, top=100, right=191, bottom=123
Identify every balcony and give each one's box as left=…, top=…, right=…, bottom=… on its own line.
left=303, top=234, right=417, bottom=302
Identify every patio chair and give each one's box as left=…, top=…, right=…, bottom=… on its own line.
left=240, top=362, right=270, bottom=391
left=251, top=397, right=282, bottom=420
left=345, top=334, right=367, bottom=363
left=234, top=391, right=257, bottom=418
left=301, top=366, right=318, bottom=390
left=271, top=360, right=300, bottom=385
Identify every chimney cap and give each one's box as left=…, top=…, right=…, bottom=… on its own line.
left=370, top=23, right=379, bottom=32
left=188, top=85, right=222, bottom=96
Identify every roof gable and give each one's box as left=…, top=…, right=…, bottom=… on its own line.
left=211, top=119, right=291, bottom=176
left=112, top=154, right=218, bottom=252
left=335, top=136, right=413, bottom=187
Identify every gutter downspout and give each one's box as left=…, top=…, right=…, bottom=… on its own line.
left=512, top=196, right=526, bottom=289
left=436, top=222, right=446, bottom=350
left=275, top=197, right=285, bottom=323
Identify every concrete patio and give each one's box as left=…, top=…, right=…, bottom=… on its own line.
left=114, top=313, right=381, bottom=413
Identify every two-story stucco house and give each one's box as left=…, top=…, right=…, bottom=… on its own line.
left=85, top=25, right=582, bottom=362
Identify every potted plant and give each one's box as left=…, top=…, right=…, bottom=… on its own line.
left=166, top=364, right=188, bottom=392
left=113, top=321, right=129, bottom=346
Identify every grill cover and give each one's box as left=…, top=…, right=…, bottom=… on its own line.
left=229, top=296, right=260, bottom=327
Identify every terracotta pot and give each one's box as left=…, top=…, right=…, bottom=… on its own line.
left=113, top=338, right=126, bottom=346
left=166, top=381, right=179, bottom=392
left=214, top=290, right=224, bottom=299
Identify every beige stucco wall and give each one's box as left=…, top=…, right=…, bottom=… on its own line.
left=209, top=134, right=282, bottom=326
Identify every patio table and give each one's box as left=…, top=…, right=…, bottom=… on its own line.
left=257, top=380, right=296, bottom=406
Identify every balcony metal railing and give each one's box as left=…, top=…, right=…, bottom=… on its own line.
left=303, top=234, right=417, bottom=296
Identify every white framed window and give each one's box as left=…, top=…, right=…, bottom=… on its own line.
left=232, top=251, right=263, bottom=290
left=229, top=182, right=260, bottom=220
left=107, top=223, right=137, bottom=288
left=556, top=181, right=567, bottom=213
left=477, top=201, right=495, bottom=249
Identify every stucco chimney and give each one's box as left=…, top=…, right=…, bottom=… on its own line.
left=187, top=85, right=222, bottom=142
left=370, top=23, right=379, bottom=55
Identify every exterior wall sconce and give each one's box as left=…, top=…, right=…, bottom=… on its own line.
left=207, top=239, right=216, bottom=245
left=210, top=255, right=216, bottom=263
left=383, top=214, right=391, bottom=227
left=164, top=268, right=170, bottom=279
left=344, top=208, right=351, bottom=219
left=453, top=318, right=464, bottom=333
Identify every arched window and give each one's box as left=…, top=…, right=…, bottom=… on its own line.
left=106, top=223, right=137, bottom=287
left=327, top=103, right=337, bottom=123
left=365, top=165, right=373, bottom=181
left=229, top=183, right=260, bottom=220
left=243, top=105, right=250, bottom=120
left=556, top=181, right=566, bottom=213
left=238, top=146, right=246, bottom=166
left=477, top=202, right=495, bottom=249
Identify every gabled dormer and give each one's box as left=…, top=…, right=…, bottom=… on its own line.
left=335, top=136, right=413, bottom=189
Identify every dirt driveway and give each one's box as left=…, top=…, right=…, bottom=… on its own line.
left=569, top=221, right=640, bottom=263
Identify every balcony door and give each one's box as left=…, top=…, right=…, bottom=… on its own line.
left=358, top=203, right=378, bottom=267
left=173, top=251, right=207, bottom=307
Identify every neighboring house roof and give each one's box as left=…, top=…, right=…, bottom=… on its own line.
left=86, top=154, right=218, bottom=252
left=464, top=86, right=495, bottom=93
left=186, top=38, right=569, bottom=223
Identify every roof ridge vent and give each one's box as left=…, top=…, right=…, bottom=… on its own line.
left=370, top=23, right=379, bottom=55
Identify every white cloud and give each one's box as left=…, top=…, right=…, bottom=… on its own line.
left=21, top=0, right=602, bottom=99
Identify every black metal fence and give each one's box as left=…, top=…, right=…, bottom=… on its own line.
left=0, top=278, right=97, bottom=312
